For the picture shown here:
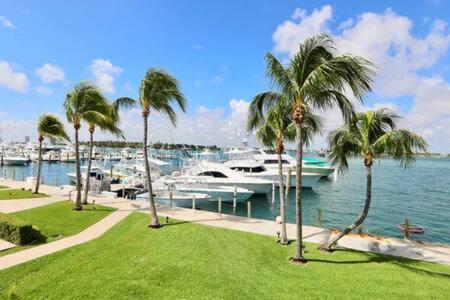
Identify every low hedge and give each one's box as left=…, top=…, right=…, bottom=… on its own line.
left=0, top=214, right=44, bottom=245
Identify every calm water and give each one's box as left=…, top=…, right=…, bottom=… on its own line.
left=1, top=156, right=449, bottom=244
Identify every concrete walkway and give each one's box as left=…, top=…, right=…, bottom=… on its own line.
left=0, top=210, right=130, bottom=270
left=1, top=177, right=450, bottom=268
left=0, top=239, right=15, bottom=252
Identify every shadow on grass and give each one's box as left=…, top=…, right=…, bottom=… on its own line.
left=310, top=248, right=450, bottom=279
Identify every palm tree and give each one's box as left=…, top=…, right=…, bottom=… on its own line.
left=254, top=34, right=375, bottom=263
left=82, top=98, right=135, bottom=204
left=35, top=114, right=69, bottom=194
left=248, top=93, right=322, bottom=244
left=118, top=68, right=186, bottom=228
left=320, top=108, right=427, bottom=251
left=64, top=81, right=113, bottom=210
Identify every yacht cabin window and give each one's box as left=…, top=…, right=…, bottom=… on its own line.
left=263, top=159, right=290, bottom=164
left=230, top=166, right=266, bottom=173
left=197, top=171, right=228, bottom=178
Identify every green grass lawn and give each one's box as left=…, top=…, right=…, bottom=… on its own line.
left=0, top=189, right=47, bottom=200
left=1, top=212, right=449, bottom=299
left=0, top=185, right=8, bottom=189
left=0, top=201, right=116, bottom=256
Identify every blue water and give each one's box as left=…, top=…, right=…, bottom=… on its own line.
left=1, top=156, right=449, bottom=244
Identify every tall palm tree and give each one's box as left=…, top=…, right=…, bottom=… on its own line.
left=248, top=93, right=322, bottom=244
left=118, top=68, right=186, bottom=228
left=35, top=114, right=69, bottom=194
left=320, top=108, right=427, bottom=251
left=254, top=34, right=375, bottom=263
left=64, top=81, right=113, bottom=211
left=82, top=98, right=135, bottom=204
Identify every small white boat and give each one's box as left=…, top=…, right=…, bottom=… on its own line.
left=1, top=155, right=29, bottom=166
left=137, top=191, right=210, bottom=208
left=170, top=181, right=253, bottom=202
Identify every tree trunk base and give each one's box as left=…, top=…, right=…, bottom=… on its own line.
left=277, top=239, right=291, bottom=246
left=318, top=244, right=333, bottom=252
left=73, top=206, right=83, bottom=211
left=289, top=256, right=307, bottom=264
left=148, top=224, right=161, bottom=229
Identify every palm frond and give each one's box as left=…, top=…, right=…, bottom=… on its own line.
left=38, top=114, right=70, bottom=142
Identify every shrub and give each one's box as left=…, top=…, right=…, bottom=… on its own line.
left=0, top=214, right=45, bottom=245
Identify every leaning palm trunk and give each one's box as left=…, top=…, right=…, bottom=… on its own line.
left=320, top=166, right=372, bottom=250
left=291, top=115, right=306, bottom=262
left=143, top=111, right=160, bottom=228
left=277, top=150, right=288, bottom=244
left=74, top=127, right=83, bottom=210
left=82, top=127, right=95, bottom=204
left=34, top=138, right=43, bottom=194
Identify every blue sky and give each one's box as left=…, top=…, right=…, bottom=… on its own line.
left=1, top=1, right=450, bottom=151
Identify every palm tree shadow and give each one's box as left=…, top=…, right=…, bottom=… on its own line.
left=310, top=249, right=450, bottom=279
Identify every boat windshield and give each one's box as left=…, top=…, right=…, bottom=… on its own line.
left=197, top=171, right=228, bottom=178
left=230, top=166, right=266, bottom=173
left=264, top=159, right=290, bottom=164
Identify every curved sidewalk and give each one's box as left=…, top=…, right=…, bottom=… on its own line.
left=0, top=210, right=131, bottom=270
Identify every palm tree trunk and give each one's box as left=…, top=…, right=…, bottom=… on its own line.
left=82, top=128, right=94, bottom=204
left=143, top=112, right=160, bottom=228
left=34, top=138, right=43, bottom=194
left=277, top=150, right=288, bottom=244
left=320, top=165, right=372, bottom=251
left=74, top=126, right=82, bottom=211
left=291, top=119, right=306, bottom=263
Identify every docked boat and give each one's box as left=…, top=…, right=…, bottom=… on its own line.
left=67, top=164, right=105, bottom=184
left=157, top=177, right=254, bottom=202
left=254, top=149, right=335, bottom=177
left=1, top=155, right=30, bottom=166
left=136, top=191, right=210, bottom=208
left=396, top=224, right=425, bottom=234
left=223, top=159, right=322, bottom=188
left=178, top=160, right=273, bottom=194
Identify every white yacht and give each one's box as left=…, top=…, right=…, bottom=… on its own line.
left=1, top=155, right=30, bottom=166
left=254, top=149, right=335, bottom=177
left=178, top=160, right=273, bottom=194
left=67, top=163, right=105, bottom=184
left=156, top=177, right=254, bottom=202
left=136, top=190, right=210, bottom=208
left=223, top=159, right=322, bottom=188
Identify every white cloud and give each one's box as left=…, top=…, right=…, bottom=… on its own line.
left=0, top=16, right=14, bottom=29
left=35, top=63, right=65, bottom=83
left=35, top=86, right=53, bottom=95
left=89, top=59, right=122, bottom=93
left=273, top=5, right=332, bottom=56
left=83, top=99, right=253, bottom=147
left=0, top=61, right=30, bottom=92
left=271, top=6, right=450, bottom=152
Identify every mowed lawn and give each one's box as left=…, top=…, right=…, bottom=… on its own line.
left=1, top=213, right=449, bottom=299
left=0, top=189, right=47, bottom=200
left=0, top=185, right=8, bottom=189
left=0, top=201, right=116, bottom=256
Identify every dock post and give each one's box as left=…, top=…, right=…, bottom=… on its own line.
left=192, top=195, right=196, bottom=210
left=0, top=154, right=3, bottom=166
left=169, top=191, right=173, bottom=208
left=285, top=169, right=291, bottom=197
left=13, top=170, right=15, bottom=181
left=358, top=224, right=364, bottom=234
left=122, top=185, right=125, bottom=198
left=22, top=172, right=25, bottom=181
left=317, top=208, right=322, bottom=227
left=247, top=201, right=251, bottom=218
left=271, top=181, right=275, bottom=204
left=233, top=185, right=237, bottom=213
left=218, top=197, right=222, bottom=214
left=55, top=177, right=58, bottom=186
left=404, top=218, right=410, bottom=240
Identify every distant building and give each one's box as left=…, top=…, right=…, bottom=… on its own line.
left=24, top=136, right=30, bottom=143
left=50, top=137, right=57, bottom=145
